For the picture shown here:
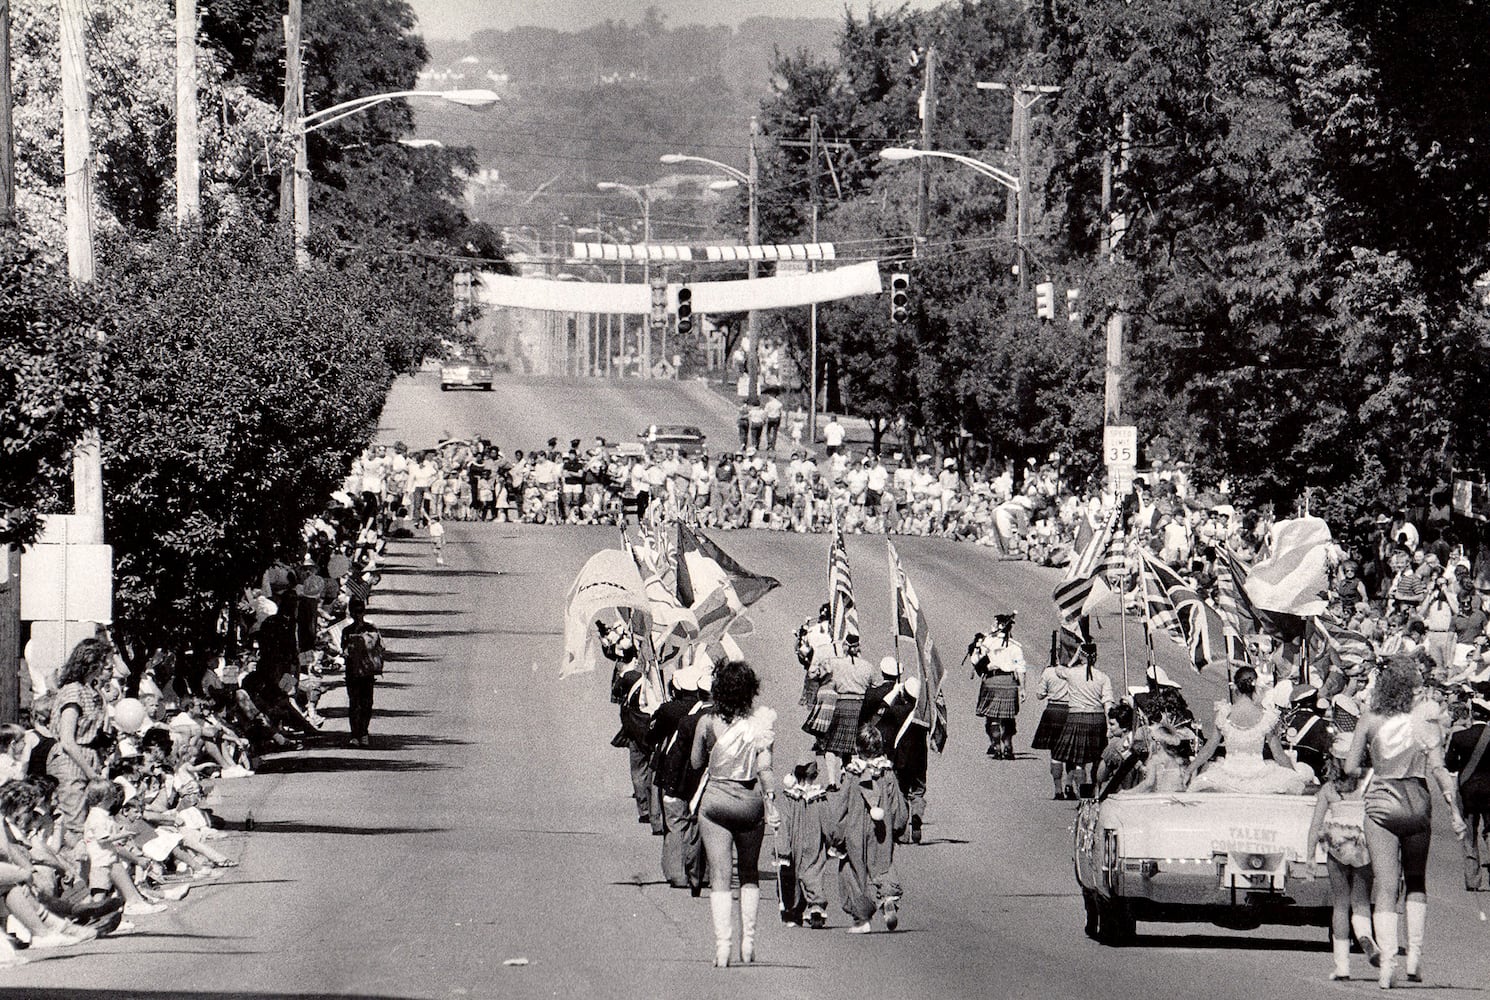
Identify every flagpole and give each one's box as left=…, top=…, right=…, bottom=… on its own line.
left=887, top=541, right=899, bottom=675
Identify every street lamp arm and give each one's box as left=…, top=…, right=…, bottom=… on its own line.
left=300, top=89, right=501, bottom=134
left=879, top=147, right=1020, bottom=194
left=658, top=153, right=748, bottom=185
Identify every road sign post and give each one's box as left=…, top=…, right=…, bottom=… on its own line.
left=1104, top=424, right=1138, bottom=496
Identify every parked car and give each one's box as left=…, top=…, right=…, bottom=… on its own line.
left=441, top=354, right=494, bottom=391
left=639, top=424, right=707, bottom=450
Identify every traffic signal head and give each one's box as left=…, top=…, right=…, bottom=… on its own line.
left=1035, top=281, right=1056, bottom=321
left=889, top=272, right=910, bottom=324
left=650, top=280, right=667, bottom=326
left=676, top=285, right=693, bottom=335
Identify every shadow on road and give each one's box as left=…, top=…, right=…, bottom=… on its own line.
left=0, top=990, right=434, bottom=1000
left=223, top=819, right=452, bottom=837
left=367, top=607, right=465, bottom=618
left=384, top=568, right=511, bottom=579
left=253, top=755, right=449, bottom=775
left=370, top=588, right=458, bottom=598
left=319, top=706, right=432, bottom=720
left=382, top=651, right=442, bottom=663
left=366, top=733, right=472, bottom=751
left=1134, top=932, right=1329, bottom=952
left=380, top=627, right=498, bottom=640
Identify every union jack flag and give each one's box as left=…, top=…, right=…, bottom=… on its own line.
left=1138, top=550, right=1243, bottom=672
left=889, top=541, right=948, bottom=752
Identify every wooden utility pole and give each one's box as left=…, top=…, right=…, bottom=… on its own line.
left=744, top=114, right=761, bottom=400
left=916, top=45, right=936, bottom=254
left=281, top=0, right=308, bottom=265
left=60, top=0, right=103, bottom=542
left=1, top=0, right=14, bottom=227
left=977, top=81, right=1061, bottom=289
left=175, top=0, right=199, bottom=225
left=808, top=114, right=819, bottom=445
left=1104, top=111, right=1131, bottom=425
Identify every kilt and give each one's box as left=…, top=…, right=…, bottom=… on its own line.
left=800, top=670, right=826, bottom=707
left=1030, top=702, right=1068, bottom=751
left=1052, top=710, right=1108, bottom=766
left=823, top=696, right=865, bottom=756
left=975, top=673, right=1020, bottom=720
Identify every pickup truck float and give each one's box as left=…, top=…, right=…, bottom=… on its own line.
left=1073, top=791, right=1331, bottom=945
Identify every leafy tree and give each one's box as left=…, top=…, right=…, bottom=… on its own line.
left=0, top=231, right=106, bottom=547
left=91, top=227, right=399, bottom=662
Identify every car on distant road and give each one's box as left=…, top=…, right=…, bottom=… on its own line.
left=441, top=353, right=494, bottom=391
left=640, top=424, right=707, bottom=450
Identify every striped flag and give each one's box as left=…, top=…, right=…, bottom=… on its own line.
left=888, top=542, right=948, bottom=753
left=1213, top=546, right=1261, bottom=638
left=1138, top=550, right=1243, bottom=671
left=1307, top=617, right=1375, bottom=675
left=1246, top=516, right=1333, bottom=617
left=1052, top=513, right=1119, bottom=624
left=829, top=527, right=860, bottom=646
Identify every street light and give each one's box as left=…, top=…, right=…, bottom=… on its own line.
left=880, top=145, right=1026, bottom=283
left=596, top=181, right=656, bottom=376
left=288, top=88, right=502, bottom=265
left=659, top=118, right=760, bottom=399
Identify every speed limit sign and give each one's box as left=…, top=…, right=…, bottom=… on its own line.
left=1103, top=425, right=1138, bottom=467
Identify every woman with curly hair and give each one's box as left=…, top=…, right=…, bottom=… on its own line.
left=46, top=638, right=116, bottom=848
left=1345, top=657, right=1467, bottom=988
left=689, top=661, right=777, bottom=968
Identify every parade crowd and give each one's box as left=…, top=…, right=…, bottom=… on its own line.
left=0, top=455, right=395, bottom=966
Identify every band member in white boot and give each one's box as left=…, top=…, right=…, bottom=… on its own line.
left=689, top=661, right=778, bottom=968
left=1344, top=659, right=1467, bottom=988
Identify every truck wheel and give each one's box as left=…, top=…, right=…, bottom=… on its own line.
left=1082, top=889, right=1101, bottom=940
left=1095, top=895, right=1136, bottom=946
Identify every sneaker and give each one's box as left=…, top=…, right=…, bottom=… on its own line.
left=845, top=921, right=873, bottom=934
left=808, top=910, right=827, bottom=929
left=123, top=902, right=166, bottom=916
left=882, top=899, right=899, bottom=932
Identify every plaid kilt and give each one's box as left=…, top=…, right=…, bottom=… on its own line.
left=1030, top=702, right=1068, bottom=751
left=1052, top=710, right=1108, bottom=766
left=800, top=670, right=826, bottom=707
left=974, top=673, right=1020, bottom=720
left=823, top=696, right=865, bottom=756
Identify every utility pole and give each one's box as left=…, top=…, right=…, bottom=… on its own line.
left=977, top=81, right=1060, bottom=289
left=745, top=114, right=761, bottom=400
left=281, top=0, right=308, bottom=266
left=0, top=0, right=14, bottom=227
left=808, top=113, right=819, bottom=445
left=60, top=0, right=103, bottom=542
left=916, top=45, right=936, bottom=254
left=1104, top=111, right=1131, bottom=426
left=175, top=0, right=199, bottom=226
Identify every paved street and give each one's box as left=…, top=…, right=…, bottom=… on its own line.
left=8, top=372, right=1488, bottom=1000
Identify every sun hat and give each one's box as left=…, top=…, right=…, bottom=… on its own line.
left=943, top=458, right=956, bottom=468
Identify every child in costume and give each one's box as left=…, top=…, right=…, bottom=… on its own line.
left=832, top=724, right=908, bottom=933
left=776, top=759, right=832, bottom=928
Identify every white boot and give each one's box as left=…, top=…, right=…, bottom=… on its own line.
left=710, top=890, right=734, bottom=968
left=1331, top=935, right=1352, bottom=980
left=739, top=885, right=760, bottom=964
left=1351, top=912, right=1379, bottom=966
left=1404, top=899, right=1426, bottom=983
left=1373, top=911, right=1398, bottom=989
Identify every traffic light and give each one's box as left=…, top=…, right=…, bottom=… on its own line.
left=676, top=285, right=693, bottom=335
left=1035, top=281, right=1056, bottom=321
left=889, top=272, right=910, bottom=324
left=650, top=279, right=667, bottom=326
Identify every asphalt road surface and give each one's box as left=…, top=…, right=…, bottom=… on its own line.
left=9, top=371, right=1488, bottom=1000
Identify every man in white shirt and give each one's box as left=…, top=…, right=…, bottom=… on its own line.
left=866, top=455, right=889, bottom=511
left=822, top=414, right=846, bottom=456
left=845, top=458, right=870, bottom=509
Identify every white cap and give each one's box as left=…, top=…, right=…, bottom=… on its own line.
left=902, top=676, right=922, bottom=700
left=879, top=656, right=900, bottom=677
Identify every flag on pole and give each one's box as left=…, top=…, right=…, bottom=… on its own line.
left=1052, top=513, right=1119, bottom=624
left=1307, top=617, right=1376, bottom=675
left=560, top=549, right=653, bottom=678
left=888, top=541, right=948, bottom=752
left=829, top=527, right=860, bottom=646
left=674, top=524, right=742, bottom=642
left=1245, top=516, right=1333, bottom=617
left=1213, top=546, right=1261, bottom=639
left=676, top=523, right=779, bottom=607
left=1137, top=550, right=1243, bottom=671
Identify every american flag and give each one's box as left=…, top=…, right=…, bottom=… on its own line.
left=1138, top=550, right=1242, bottom=671
left=1308, top=617, right=1375, bottom=675
left=888, top=541, right=948, bottom=752
left=1052, top=512, right=1119, bottom=624
left=829, top=526, right=860, bottom=646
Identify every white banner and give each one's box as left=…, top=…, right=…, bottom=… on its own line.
left=475, top=260, right=883, bottom=315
